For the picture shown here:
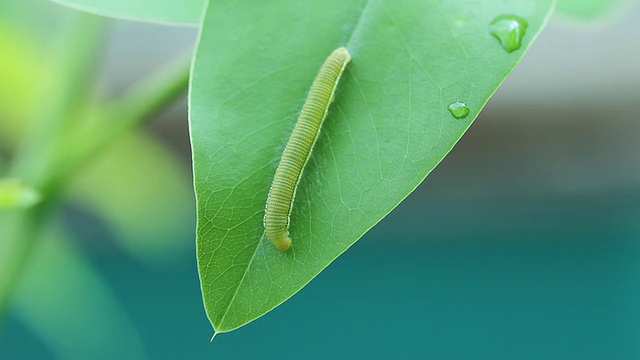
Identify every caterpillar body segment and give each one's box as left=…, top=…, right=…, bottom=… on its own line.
left=264, top=47, right=351, bottom=251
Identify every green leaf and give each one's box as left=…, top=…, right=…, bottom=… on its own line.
left=555, top=0, right=627, bottom=19
left=48, top=0, right=204, bottom=25
left=190, top=0, right=555, bottom=332
left=0, top=179, right=40, bottom=210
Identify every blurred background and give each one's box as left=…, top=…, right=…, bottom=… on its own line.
left=1, top=0, right=640, bottom=359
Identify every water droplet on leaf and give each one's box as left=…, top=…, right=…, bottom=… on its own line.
left=448, top=101, right=470, bottom=119
left=489, top=15, right=528, bottom=53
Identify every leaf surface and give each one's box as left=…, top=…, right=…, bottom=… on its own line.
left=190, top=0, right=555, bottom=332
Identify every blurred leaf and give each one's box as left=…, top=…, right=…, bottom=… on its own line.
left=0, top=0, right=60, bottom=37
left=0, top=0, right=192, bottom=263
left=0, top=179, right=40, bottom=210
left=555, top=0, right=629, bottom=18
left=0, top=0, right=111, bottom=149
left=0, top=1, right=104, bottom=155
left=48, top=0, right=204, bottom=25
left=12, top=227, right=146, bottom=359
left=72, top=132, right=194, bottom=264
left=190, top=0, right=555, bottom=332
left=0, top=22, right=46, bottom=134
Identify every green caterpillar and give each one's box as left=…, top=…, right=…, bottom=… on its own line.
left=264, top=47, right=351, bottom=251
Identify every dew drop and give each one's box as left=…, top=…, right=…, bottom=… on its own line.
left=448, top=101, right=470, bottom=119
left=488, top=15, right=529, bottom=53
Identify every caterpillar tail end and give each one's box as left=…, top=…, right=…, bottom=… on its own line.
left=273, top=236, right=292, bottom=252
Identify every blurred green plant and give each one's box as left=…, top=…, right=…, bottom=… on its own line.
left=556, top=0, right=631, bottom=19
left=0, top=179, right=40, bottom=210
left=0, top=0, right=634, bottom=355
left=0, top=0, right=192, bottom=357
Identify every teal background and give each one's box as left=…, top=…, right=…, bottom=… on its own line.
left=3, top=155, right=640, bottom=358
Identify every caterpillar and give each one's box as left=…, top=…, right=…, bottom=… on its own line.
left=264, top=47, right=351, bottom=251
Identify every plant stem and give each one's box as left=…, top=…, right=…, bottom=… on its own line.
left=48, top=52, right=193, bottom=191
